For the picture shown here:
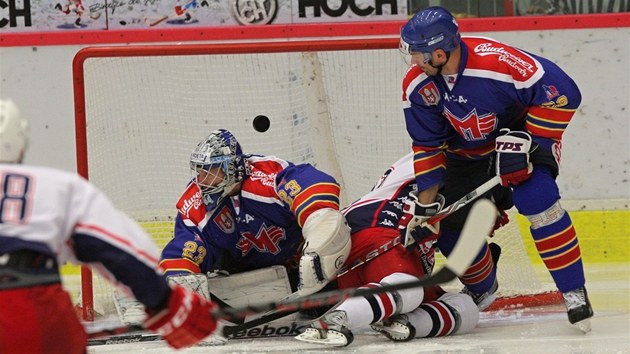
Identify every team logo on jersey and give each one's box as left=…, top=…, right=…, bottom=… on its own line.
left=213, top=206, right=236, bottom=233
left=443, top=107, right=497, bottom=141
left=418, top=82, right=440, bottom=105
left=237, top=224, right=286, bottom=256
left=230, top=0, right=278, bottom=25
left=379, top=219, right=396, bottom=227
left=543, top=85, right=560, bottom=100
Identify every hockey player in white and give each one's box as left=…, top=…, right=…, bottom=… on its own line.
left=295, top=153, right=482, bottom=346
left=0, top=99, right=220, bottom=352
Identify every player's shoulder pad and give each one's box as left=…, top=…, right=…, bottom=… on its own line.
left=403, top=63, right=431, bottom=103
left=463, top=36, right=544, bottom=87
left=241, top=155, right=291, bottom=200
left=276, top=163, right=338, bottom=188
left=176, top=182, right=206, bottom=225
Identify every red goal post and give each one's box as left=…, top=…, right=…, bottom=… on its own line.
left=72, top=38, right=559, bottom=321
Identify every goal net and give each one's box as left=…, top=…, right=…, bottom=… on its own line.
left=71, top=39, right=559, bottom=321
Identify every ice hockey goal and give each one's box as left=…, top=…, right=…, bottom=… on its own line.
left=71, top=39, right=559, bottom=321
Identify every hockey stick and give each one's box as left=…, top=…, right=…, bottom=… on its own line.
left=217, top=199, right=496, bottom=321
left=245, top=175, right=502, bottom=320
left=89, top=199, right=496, bottom=345
left=88, top=178, right=501, bottom=345
left=428, top=175, right=501, bottom=224
left=145, top=0, right=197, bottom=27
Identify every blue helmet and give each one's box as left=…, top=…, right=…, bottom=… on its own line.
left=400, top=6, right=461, bottom=55
left=190, top=129, right=248, bottom=209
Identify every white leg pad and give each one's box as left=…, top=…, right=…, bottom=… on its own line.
left=113, top=288, right=146, bottom=325
left=207, top=265, right=292, bottom=308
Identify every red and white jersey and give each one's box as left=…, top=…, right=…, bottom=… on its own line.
left=0, top=164, right=170, bottom=308
left=342, top=153, right=416, bottom=233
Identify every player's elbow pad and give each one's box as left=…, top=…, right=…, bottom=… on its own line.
left=298, top=208, right=351, bottom=296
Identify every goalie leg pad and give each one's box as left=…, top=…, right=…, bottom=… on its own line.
left=167, top=273, right=211, bottom=300
left=299, top=208, right=351, bottom=296
left=113, top=288, right=147, bottom=325
left=207, top=265, right=292, bottom=308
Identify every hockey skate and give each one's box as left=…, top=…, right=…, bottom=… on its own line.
left=370, top=314, right=416, bottom=342
left=562, top=286, right=594, bottom=333
left=295, top=310, right=354, bottom=347
left=461, top=277, right=498, bottom=311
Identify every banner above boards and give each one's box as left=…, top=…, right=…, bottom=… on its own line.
left=0, top=0, right=408, bottom=32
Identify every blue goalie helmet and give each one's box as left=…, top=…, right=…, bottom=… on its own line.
left=400, top=6, right=461, bottom=55
left=190, top=129, right=248, bottom=209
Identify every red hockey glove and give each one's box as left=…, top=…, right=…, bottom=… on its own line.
left=144, top=285, right=218, bottom=349
left=399, top=192, right=445, bottom=249
left=490, top=209, right=510, bottom=237
left=495, top=129, right=534, bottom=187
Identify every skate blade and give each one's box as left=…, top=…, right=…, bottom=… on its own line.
left=573, top=318, right=592, bottom=333
left=295, top=330, right=348, bottom=346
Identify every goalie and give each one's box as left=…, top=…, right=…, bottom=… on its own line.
left=144, top=129, right=351, bottom=338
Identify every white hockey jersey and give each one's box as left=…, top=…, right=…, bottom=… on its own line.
left=0, top=163, right=170, bottom=308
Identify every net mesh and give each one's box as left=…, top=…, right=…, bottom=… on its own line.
left=70, top=41, right=556, bottom=320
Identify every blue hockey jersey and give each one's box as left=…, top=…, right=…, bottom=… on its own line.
left=159, top=155, right=341, bottom=276
left=404, top=36, right=581, bottom=191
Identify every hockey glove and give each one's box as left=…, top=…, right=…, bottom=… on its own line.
left=398, top=192, right=445, bottom=249
left=144, top=285, right=218, bottom=349
left=490, top=209, right=510, bottom=237
left=495, top=129, right=534, bottom=187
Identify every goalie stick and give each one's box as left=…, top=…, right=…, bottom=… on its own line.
left=88, top=199, right=496, bottom=346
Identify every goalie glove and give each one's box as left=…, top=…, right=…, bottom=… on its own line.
left=495, top=129, right=535, bottom=187
left=144, top=285, right=218, bottom=349
left=398, top=192, right=445, bottom=249
left=298, top=208, right=351, bottom=297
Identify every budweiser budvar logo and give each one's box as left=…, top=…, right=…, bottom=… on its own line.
left=248, top=170, right=276, bottom=187
left=179, top=191, right=204, bottom=216
left=474, top=43, right=535, bottom=77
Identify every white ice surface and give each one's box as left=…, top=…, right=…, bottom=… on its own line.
left=87, top=264, right=630, bottom=354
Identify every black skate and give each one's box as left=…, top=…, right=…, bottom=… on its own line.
left=562, top=286, right=594, bottom=333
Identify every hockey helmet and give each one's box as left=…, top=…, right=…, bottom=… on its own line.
left=190, top=129, right=248, bottom=209
left=0, top=99, right=28, bottom=163
left=400, top=6, right=461, bottom=57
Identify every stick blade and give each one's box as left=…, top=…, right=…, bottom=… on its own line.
left=443, top=199, right=497, bottom=276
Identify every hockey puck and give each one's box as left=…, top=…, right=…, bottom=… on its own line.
left=253, top=115, right=270, bottom=132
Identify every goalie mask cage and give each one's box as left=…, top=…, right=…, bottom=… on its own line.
left=72, top=39, right=560, bottom=321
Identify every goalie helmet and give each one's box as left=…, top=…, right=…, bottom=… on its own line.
left=0, top=99, right=28, bottom=163
left=190, top=129, right=248, bottom=210
left=400, top=6, right=461, bottom=55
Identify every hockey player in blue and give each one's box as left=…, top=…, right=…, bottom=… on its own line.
left=398, top=6, right=593, bottom=332
left=159, top=129, right=351, bottom=305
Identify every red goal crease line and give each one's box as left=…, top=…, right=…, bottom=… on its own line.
left=1, top=13, right=629, bottom=47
